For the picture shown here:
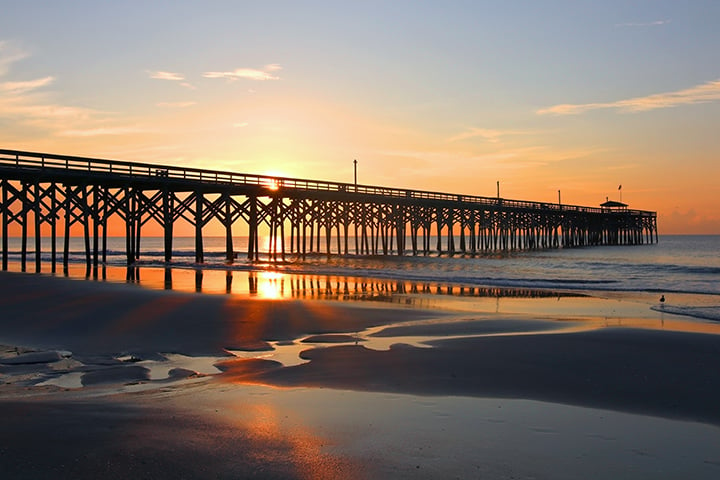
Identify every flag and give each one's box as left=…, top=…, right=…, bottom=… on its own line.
left=618, top=184, right=622, bottom=190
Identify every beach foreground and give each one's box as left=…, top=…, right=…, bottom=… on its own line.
left=1, top=271, right=720, bottom=479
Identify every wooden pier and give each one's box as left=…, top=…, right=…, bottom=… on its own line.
left=0, top=149, right=657, bottom=274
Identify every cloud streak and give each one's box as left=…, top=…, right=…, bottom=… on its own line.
left=157, top=101, right=196, bottom=108
left=0, top=40, right=154, bottom=141
left=382, top=144, right=603, bottom=172
left=149, top=70, right=185, bottom=81
left=447, top=127, right=534, bottom=143
left=0, top=41, right=28, bottom=76
left=203, top=64, right=281, bottom=81
left=0, top=45, right=118, bottom=133
left=0, top=97, right=97, bottom=123
left=615, top=20, right=670, bottom=28
left=537, top=79, right=720, bottom=115
left=0, top=76, right=54, bottom=94
left=58, top=126, right=149, bottom=137
left=148, top=70, right=196, bottom=89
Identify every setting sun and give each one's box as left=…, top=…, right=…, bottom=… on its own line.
left=265, top=178, right=280, bottom=191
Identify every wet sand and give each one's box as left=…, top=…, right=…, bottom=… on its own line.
left=2, top=270, right=720, bottom=479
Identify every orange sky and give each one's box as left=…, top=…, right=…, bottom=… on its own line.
left=1, top=2, right=719, bottom=234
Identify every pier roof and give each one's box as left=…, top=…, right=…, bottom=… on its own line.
left=600, top=200, right=628, bottom=209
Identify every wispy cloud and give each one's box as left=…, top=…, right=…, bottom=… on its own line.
left=148, top=70, right=185, bottom=81
left=203, top=64, right=281, bottom=81
left=58, top=126, right=149, bottom=137
left=382, top=145, right=605, bottom=172
left=156, top=101, right=196, bottom=108
left=0, top=40, right=28, bottom=76
left=537, top=79, right=720, bottom=115
left=233, top=122, right=249, bottom=128
left=0, top=97, right=97, bottom=124
left=0, top=40, right=154, bottom=142
left=0, top=57, right=95, bottom=126
left=0, top=76, right=54, bottom=94
left=447, top=127, right=534, bottom=143
left=615, top=20, right=670, bottom=28
left=0, top=45, right=117, bottom=133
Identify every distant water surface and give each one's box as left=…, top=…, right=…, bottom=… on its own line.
left=3, top=234, right=719, bottom=319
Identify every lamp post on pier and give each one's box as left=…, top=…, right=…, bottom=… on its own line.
left=353, top=159, right=358, bottom=190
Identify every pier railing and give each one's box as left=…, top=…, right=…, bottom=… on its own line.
left=0, top=149, right=653, bottom=216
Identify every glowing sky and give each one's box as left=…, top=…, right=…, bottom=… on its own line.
left=1, top=1, right=719, bottom=233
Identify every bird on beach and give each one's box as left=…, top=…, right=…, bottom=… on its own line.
left=660, top=295, right=665, bottom=304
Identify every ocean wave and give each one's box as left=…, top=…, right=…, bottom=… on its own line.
left=653, top=264, right=720, bottom=276
left=650, top=305, right=720, bottom=322
left=574, top=260, right=720, bottom=276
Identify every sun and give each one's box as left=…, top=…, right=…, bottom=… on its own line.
left=260, top=169, right=287, bottom=191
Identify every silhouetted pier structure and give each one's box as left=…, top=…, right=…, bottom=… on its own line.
left=0, top=149, right=657, bottom=274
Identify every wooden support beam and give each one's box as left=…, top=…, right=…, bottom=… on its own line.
left=395, top=204, right=405, bottom=256
left=195, top=191, right=204, bottom=263
left=1, top=180, right=8, bottom=271
left=101, top=187, right=108, bottom=265
left=435, top=207, right=443, bottom=253
left=324, top=209, right=332, bottom=256
left=343, top=206, right=349, bottom=255
left=125, top=187, right=135, bottom=266
left=92, top=185, right=100, bottom=277
left=33, top=182, right=41, bottom=273
left=280, top=207, right=286, bottom=261
left=82, top=185, right=91, bottom=277
left=64, top=185, right=72, bottom=273
left=20, top=183, right=28, bottom=272
left=50, top=185, right=58, bottom=272
left=247, top=195, right=258, bottom=261
left=164, top=189, right=173, bottom=262
left=135, top=195, right=142, bottom=261
left=225, top=194, right=234, bottom=263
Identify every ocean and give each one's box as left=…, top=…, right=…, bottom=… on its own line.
left=3, top=234, right=719, bottom=321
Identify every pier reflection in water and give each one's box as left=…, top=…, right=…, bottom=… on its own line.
left=111, top=264, right=583, bottom=308
left=5, top=258, right=582, bottom=307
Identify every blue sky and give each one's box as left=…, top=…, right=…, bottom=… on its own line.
left=1, top=1, right=719, bottom=232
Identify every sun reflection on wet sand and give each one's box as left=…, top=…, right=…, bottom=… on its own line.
left=227, top=402, right=338, bottom=478
left=252, top=271, right=286, bottom=299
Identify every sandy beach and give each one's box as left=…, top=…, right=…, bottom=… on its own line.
left=2, top=269, right=720, bottom=479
